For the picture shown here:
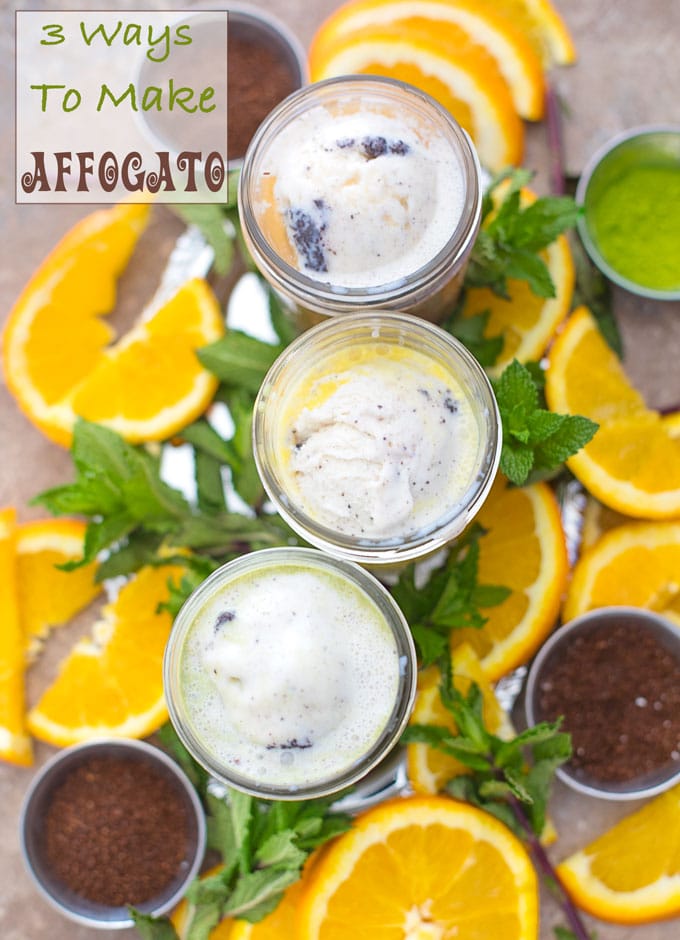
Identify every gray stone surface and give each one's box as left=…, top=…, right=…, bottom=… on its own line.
left=1, top=1, right=679, bottom=938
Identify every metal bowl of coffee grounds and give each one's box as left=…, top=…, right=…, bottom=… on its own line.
left=19, top=738, right=206, bottom=929
left=137, top=3, right=308, bottom=171
left=525, top=606, right=680, bottom=800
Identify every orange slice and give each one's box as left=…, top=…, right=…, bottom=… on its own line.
left=407, top=642, right=513, bottom=794
left=3, top=201, right=225, bottom=446
left=3, top=204, right=149, bottom=445
left=0, top=508, right=33, bottom=766
left=70, top=278, right=224, bottom=442
left=297, top=795, right=538, bottom=939
left=15, top=518, right=101, bottom=658
left=27, top=563, right=183, bottom=746
left=309, top=0, right=545, bottom=120
left=482, top=0, right=576, bottom=67
left=308, top=24, right=523, bottom=171
left=452, top=476, right=568, bottom=681
left=545, top=306, right=680, bottom=518
left=563, top=520, right=680, bottom=623
left=460, top=189, right=574, bottom=375
left=557, top=782, right=680, bottom=924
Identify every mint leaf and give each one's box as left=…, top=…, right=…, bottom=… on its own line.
left=467, top=172, right=579, bottom=299
left=194, top=449, right=227, bottom=513
left=129, top=910, right=180, bottom=939
left=571, top=236, right=621, bottom=356
left=447, top=309, right=504, bottom=368
left=255, top=830, right=306, bottom=871
left=181, top=419, right=234, bottom=463
left=494, top=359, right=539, bottom=415
left=198, top=331, right=283, bottom=394
left=222, top=868, right=301, bottom=921
left=534, top=415, right=598, bottom=470
left=503, top=246, right=556, bottom=298
left=157, top=722, right=210, bottom=793
left=267, top=283, right=297, bottom=346
left=392, top=527, right=509, bottom=667
left=511, top=198, right=581, bottom=251
left=93, top=530, right=165, bottom=581
left=493, top=361, right=598, bottom=485
left=499, top=444, right=535, bottom=486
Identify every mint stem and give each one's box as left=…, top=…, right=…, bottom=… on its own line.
left=507, top=795, right=591, bottom=940
left=546, top=84, right=566, bottom=196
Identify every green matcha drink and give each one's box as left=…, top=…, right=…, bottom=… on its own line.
left=163, top=548, right=417, bottom=799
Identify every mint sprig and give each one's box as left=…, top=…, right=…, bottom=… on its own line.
left=131, top=724, right=352, bottom=940
left=402, top=662, right=596, bottom=940
left=33, top=419, right=296, bottom=583
left=493, top=360, right=598, bottom=485
left=467, top=169, right=581, bottom=300
left=391, top=525, right=510, bottom=667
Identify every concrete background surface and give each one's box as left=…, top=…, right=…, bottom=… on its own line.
left=1, top=1, right=679, bottom=938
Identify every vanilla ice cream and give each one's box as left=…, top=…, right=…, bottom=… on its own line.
left=277, top=344, right=480, bottom=541
left=253, top=105, right=466, bottom=289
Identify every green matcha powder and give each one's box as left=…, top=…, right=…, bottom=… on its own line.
left=588, top=163, right=680, bottom=291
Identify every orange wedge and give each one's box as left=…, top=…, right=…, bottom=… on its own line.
left=70, top=278, right=224, bottom=442
left=15, top=518, right=101, bottom=658
left=3, top=200, right=225, bottom=446
left=298, top=795, right=538, bottom=939
left=557, top=782, right=680, bottom=924
left=0, top=508, right=33, bottom=766
left=407, top=642, right=513, bottom=794
left=309, top=0, right=545, bottom=120
left=563, top=520, right=680, bottom=623
left=27, top=563, right=183, bottom=746
left=3, top=204, right=149, bottom=444
left=460, top=189, right=574, bottom=374
left=452, top=476, right=568, bottom=681
left=545, top=306, right=680, bottom=519
left=308, top=23, right=523, bottom=171
left=483, top=0, right=576, bottom=67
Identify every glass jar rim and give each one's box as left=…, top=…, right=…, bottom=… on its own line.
left=252, top=311, right=501, bottom=565
left=163, top=546, right=418, bottom=799
left=237, top=75, right=481, bottom=308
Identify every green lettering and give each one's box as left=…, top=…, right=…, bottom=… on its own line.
left=97, top=83, right=138, bottom=111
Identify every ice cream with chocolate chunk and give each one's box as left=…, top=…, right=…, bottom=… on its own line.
left=254, top=106, right=466, bottom=288
left=278, top=343, right=481, bottom=541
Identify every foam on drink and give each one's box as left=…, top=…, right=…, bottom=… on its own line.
left=175, top=561, right=402, bottom=790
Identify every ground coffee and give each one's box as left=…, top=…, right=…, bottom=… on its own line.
left=43, top=754, right=190, bottom=906
left=537, top=620, right=680, bottom=784
left=227, top=32, right=298, bottom=161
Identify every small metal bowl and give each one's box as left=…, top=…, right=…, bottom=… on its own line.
left=137, top=3, right=308, bottom=171
left=576, top=125, right=680, bottom=300
left=525, top=607, right=680, bottom=800
left=20, top=738, right=206, bottom=929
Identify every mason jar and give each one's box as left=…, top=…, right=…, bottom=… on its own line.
left=252, top=312, right=501, bottom=567
left=238, top=75, right=482, bottom=329
left=163, top=547, right=417, bottom=800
